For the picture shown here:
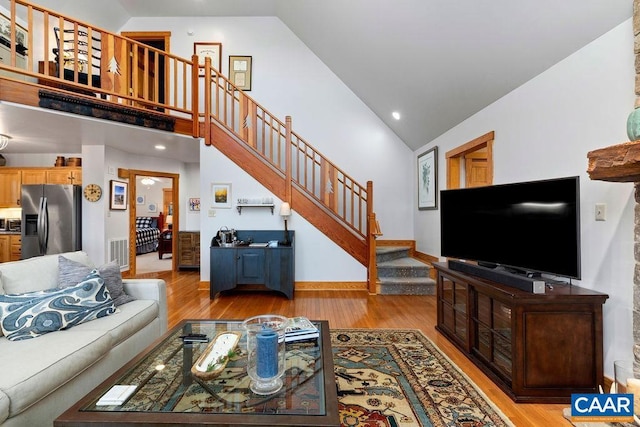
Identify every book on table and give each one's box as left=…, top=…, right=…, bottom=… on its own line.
left=285, top=316, right=319, bottom=342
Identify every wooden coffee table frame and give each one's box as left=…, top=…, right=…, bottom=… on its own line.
left=54, top=319, right=339, bottom=427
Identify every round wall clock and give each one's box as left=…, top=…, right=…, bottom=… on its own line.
left=83, top=184, right=103, bottom=202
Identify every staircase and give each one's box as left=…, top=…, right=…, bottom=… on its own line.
left=376, top=246, right=436, bottom=295
left=0, top=0, right=382, bottom=291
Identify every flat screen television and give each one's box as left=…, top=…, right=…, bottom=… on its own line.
left=440, top=176, right=581, bottom=279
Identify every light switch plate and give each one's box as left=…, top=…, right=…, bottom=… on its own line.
left=595, top=203, right=606, bottom=221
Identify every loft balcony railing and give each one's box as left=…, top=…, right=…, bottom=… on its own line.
left=0, top=0, right=198, bottom=130
left=0, top=0, right=381, bottom=290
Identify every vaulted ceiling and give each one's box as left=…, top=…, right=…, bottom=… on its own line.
left=116, top=0, right=633, bottom=150
left=0, top=0, right=634, bottom=160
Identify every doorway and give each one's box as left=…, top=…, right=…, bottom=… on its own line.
left=128, top=169, right=180, bottom=276
left=120, top=31, right=170, bottom=108
left=445, top=131, right=494, bottom=189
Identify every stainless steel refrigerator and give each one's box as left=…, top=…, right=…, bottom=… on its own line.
left=21, top=184, right=82, bottom=259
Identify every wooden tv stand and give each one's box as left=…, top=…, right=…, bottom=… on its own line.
left=434, top=262, right=608, bottom=403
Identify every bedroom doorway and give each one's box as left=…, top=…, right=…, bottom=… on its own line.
left=128, top=169, right=180, bottom=276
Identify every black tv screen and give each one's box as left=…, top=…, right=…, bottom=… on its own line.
left=440, top=176, right=581, bottom=279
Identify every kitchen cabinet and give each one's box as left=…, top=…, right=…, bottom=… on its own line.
left=434, top=262, right=608, bottom=403
left=0, top=235, right=10, bottom=262
left=10, top=234, right=20, bottom=261
left=45, top=168, right=82, bottom=185
left=178, top=231, right=200, bottom=269
left=0, top=170, right=21, bottom=207
left=21, top=170, right=47, bottom=185
left=210, top=230, right=294, bottom=299
left=1, top=167, right=82, bottom=208
left=0, top=234, right=20, bottom=262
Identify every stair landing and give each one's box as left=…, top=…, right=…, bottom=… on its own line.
left=376, top=246, right=436, bottom=295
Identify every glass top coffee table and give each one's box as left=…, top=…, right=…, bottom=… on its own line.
left=54, top=319, right=339, bottom=426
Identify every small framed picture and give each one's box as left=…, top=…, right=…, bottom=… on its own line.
left=229, top=55, right=252, bottom=91
left=211, top=183, right=231, bottom=209
left=194, top=42, right=222, bottom=75
left=110, top=180, right=128, bottom=210
left=148, top=202, right=157, bottom=213
left=136, top=195, right=145, bottom=205
left=417, top=146, right=438, bottom=210
left=188, top=197, right=201, bottom=212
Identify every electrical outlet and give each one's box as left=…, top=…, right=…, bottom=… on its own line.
left=595, top=203, right=606, bottom=221
left=208, top=209, right=216, bottom=217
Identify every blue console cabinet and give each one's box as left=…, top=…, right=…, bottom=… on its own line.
left=210, top=230, right=294, bottom=299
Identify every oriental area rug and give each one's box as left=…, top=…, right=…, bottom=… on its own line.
left=331, top=328, right=514, bottom=427
left=115, top=327, right=513, bottom=427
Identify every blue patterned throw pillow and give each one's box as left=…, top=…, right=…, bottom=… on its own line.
left=0, top=270, right=117, bottom=341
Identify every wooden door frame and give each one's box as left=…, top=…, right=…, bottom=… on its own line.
left=445, top=131, right=494, bottom=189
left=124, top=168, right=180, bottom=276
left=120, top=31, right=171, bottom=105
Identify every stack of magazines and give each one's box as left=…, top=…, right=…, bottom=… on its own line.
left=285, top=316, right=319, bottom=342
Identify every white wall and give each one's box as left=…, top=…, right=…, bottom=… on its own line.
left=199, top=145, right=366, bottom=282
left=135, top=177, right=171, bottom=218
left=183, top=163, right=201, bottom=231
left=414, top=20, right=635, bottom=378
left=120, top=16, right=414, bottom=282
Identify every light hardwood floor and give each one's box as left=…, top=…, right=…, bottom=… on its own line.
left=135, top=269, right=570, bottom=427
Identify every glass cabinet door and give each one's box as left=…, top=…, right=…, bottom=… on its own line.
left=438, top=274, right=469, bottom=346
left=473, top=292, right=512, bottom=379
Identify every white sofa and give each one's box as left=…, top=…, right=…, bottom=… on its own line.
left=0, top=251, right=167, bottom=426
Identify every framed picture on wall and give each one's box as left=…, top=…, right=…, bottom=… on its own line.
left=188, top=197, right=201, bottom=212
left=228, top=55, right=252, bottom=91
left=110, top=180, right=128, bottom=210
left=194, top=42, right=222, bottom=75
left=417, top=146, right=437, bottom=210
left=211, top=183, right=231, bottom=208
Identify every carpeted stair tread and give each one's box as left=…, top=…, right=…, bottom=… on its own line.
left=379, top=276, right=435, bottom=284
left=377, top=257, right=429, bottom=268
left=376, top=246, right=412, bottom=263
left=376, top=250, right=435, bottom=295
left=378, top=281, right=436, bottom=295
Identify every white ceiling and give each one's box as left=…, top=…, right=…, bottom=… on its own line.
left=0, top=0, right=633, bottom=160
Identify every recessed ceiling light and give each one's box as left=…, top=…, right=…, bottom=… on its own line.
left=154, top=144, right=166, bottom=150
left=392, top=111, right=401, bottom=120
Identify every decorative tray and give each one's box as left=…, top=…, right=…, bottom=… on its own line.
left=191, top=331, right=241, bottom=380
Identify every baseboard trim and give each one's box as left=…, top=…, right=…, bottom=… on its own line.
left=414, top=251, right=439, bottom=264
left=197, top=281, right=367, bottom=291
left=296, top=282, right=367, bottom=291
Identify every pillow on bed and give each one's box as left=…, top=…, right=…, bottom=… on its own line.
left=136, top=216, right=153, bottom=229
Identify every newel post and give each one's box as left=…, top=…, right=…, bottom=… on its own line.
left=367, top=181, right=377, bottom=294
left=191, top=54, right=200, bottom=139
left=285, top=116, right=292, bottom=204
